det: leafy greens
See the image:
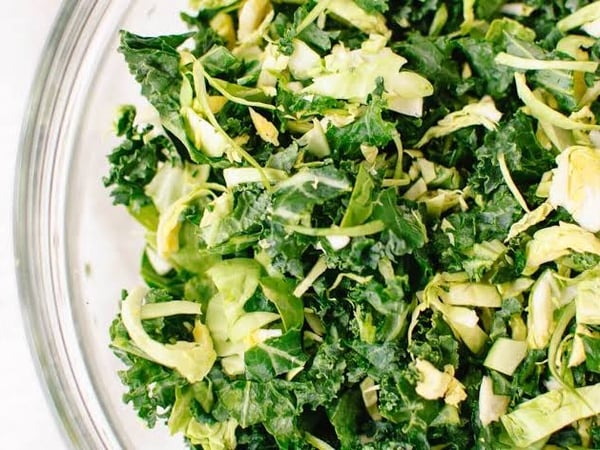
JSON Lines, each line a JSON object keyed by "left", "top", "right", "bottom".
{"left": 104, "top": 0, "right": 600, "bottom": 448}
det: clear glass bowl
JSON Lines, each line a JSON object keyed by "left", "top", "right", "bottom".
{"left": 14, "top": 1, "right": 194, "bottom": 448}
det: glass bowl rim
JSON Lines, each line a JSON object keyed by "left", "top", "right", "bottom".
{"left": 13, "top": 1, "right": 120, "bottom": 448}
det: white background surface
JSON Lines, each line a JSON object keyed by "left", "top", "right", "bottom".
{"left": 1, "top": 1, "right": 67, "bottom": 449}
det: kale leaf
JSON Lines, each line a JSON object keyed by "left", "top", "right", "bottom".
{"left": 103, "top": 105, "right": 177, "bottom": 221}
{"left": 119, "top": 31, "right": 206, "bottom": 162}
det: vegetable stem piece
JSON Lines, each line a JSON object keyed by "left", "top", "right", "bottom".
{"left": 495, "top": 52, "right": 598, "bottom": 72}
{"left": 285, "top": 220, "right": 385, "bottom": 237}
{"left": 497, "top": 152, "right": 530, "bottom": 212}
{"left": 514, "top": 72, "right": 600, "bottom": 131}
{"left": 558, "top": 1, "right": 600, "bottom": 32}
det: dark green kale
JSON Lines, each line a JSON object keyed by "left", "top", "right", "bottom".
{"left": 118, "top": 31, "right": 203, "bottom": 161}
{"left": 103, "top": 105, "right": 177, "bottom": 220}
{"left": 430, "top": 186, "right": 522, "bottom": 273}
{"left": 327, "top": 95, "right": 396, "bottom": 160}
{"left": 470, "top": 111, "right": 556, "bottom": 198}
{"left": 107, "top": 1, "right": 600, "bottom": 449}
{"left": 457, "top": 37, "right": 515, "bottom": 99}
{"left": 355, "top": 0, "right": 389, "bottom": 14}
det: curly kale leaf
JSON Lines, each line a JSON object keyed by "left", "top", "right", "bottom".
{"left": 103, "top": 105, "right": 177, "bottom": 215}
{"left": 409, "top": 310, "right": 460, "bottom": 370}
{"left": 212, "top": 372, "right": 308, "bottom": 447}
{"left": 119, "top": 31, "right": 210, "bottom": 163}
{"left": 355, "top": 0, "right": 389, "bottom": 14}
{"left": 430, "top": 186, "right": 522, "bottom": 273}
{"left": 470, "top": 111, "right": 555, "bottom": 198}
{"left": 372, "top": 189, "right": 428, "bottom": 258}
{"left": 327, "top": 96, "right": 396, "bottom": 160}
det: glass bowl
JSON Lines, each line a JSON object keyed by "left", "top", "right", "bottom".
{"left": 14, "top": 1, "right": 195, "bottom": 448}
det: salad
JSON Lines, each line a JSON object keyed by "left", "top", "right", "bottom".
{"left": 104, "top": 0, "right": 600, "bottom": 448}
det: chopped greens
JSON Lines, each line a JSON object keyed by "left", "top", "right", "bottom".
{"left": 104, "top": 0, "right": 600, "bottom": 448}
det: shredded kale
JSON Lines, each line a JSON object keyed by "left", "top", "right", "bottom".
{"left": 105, "top": 1, "right": 600, "bottom": 448}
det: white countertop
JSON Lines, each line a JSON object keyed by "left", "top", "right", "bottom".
{"left": 1, "top": 1, "right": 67, "bottom": 449}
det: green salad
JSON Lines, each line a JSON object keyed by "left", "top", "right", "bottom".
{"left": 104, "top": 0, "right": 600, "bottom": 448}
